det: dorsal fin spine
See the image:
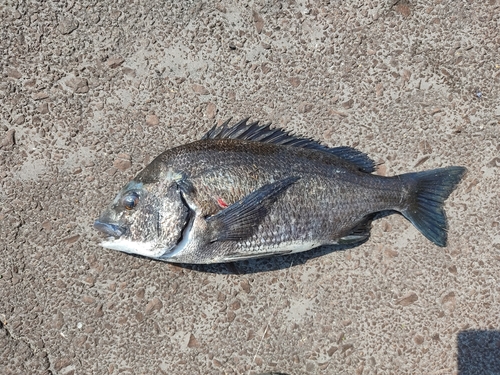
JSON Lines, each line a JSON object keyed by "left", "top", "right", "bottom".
{"left": 202, "top": 118, "right": 377, "bottom": 173}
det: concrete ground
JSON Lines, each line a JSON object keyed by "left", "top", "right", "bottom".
{"left": 1, "top": 1, "right": 499, "bottom": 374}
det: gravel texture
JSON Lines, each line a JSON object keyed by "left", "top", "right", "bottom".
{"left": 1, "top": 1, "right": 499, "bottom": 374}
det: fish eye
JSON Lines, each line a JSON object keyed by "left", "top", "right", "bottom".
{"left": 122, "top": 192, "right": 140, "bottom": 210}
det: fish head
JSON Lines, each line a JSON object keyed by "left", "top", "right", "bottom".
{"left": 93, "top": 169, "right": 189, "bottom": 259}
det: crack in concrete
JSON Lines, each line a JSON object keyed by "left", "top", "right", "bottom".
{"left": 0, "top": 318, "right": 54, "bottom": 374}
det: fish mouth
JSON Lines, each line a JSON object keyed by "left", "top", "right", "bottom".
{"left": 93, "top": 220, "right": 127, "bottom": 238}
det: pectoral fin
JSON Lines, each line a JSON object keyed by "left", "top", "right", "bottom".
{"left": 206, "top": 176, "right": 300, "bottom": 242}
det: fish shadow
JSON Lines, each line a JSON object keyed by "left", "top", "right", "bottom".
{"left": 457, "top": 330, "right": 500, "bottom": 374}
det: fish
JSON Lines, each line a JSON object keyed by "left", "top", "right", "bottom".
{"left": 93, "top": 118, "right": 466, "bottom": 264}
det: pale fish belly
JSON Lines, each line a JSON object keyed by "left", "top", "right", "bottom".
{"left": 215, "top": 240, "right": 328, "bottom": 262}
{"left": 101, "top": 238, "right": 162, "bottom": 257}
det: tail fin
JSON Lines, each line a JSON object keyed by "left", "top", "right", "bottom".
{"left": 399, "top": 166, "right": 466, "bottom": 247}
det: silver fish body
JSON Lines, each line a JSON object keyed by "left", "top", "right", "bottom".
{"left": 94, "top": 119, "right": 466, "bottom": 264}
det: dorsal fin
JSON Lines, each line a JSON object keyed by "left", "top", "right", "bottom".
{"left": 202, "top": 118, "right": 376, "bottom": 173}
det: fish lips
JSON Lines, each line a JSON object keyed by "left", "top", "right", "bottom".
{"left": 93, "top": 220, "right": 127, "bottom": 238}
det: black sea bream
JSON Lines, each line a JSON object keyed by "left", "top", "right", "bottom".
{"left": 94, "top": 119, "right": 466, "bottom": 264}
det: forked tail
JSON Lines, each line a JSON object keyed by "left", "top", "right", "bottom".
{"left": 399, "top": 166, "right": 466, "bottom": 246}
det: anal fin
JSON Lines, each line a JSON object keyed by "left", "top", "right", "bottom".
{"left": 338, "top": 214, "right": 375, "bottom": 245}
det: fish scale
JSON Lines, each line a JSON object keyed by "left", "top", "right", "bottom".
{"left": 94, "top": 119, "right": 466, "bottom": 264}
